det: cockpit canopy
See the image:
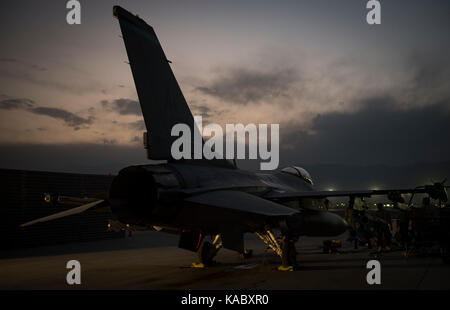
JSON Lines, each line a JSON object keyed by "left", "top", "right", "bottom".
{"left": 281, "top": 166, "right": 314, "bottom": 185}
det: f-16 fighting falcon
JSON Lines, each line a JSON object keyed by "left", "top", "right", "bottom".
{"left": 20, "top": 6, "right": 449, "bottom": 270}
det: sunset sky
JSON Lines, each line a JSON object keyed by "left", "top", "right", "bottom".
{"left": 0, "top": 0, "right": 449, "bottom": 173}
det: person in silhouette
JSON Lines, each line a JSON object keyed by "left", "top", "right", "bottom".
{"left": 375, "top": 203, "right": 392, "bottom": 251}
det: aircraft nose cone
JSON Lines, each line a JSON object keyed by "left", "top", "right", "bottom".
{"left": 295, "top": 211, "right": 350, "bottom": 237}
{"left": 336, "top": 215, "right": 349, "bottom": 235}
{"left": 325, "top": 212, "right": 348, "bottom": 236}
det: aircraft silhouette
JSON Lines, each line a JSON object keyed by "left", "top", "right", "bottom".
{"left": 21, "top": 6, "right": 448, "bottom": 269}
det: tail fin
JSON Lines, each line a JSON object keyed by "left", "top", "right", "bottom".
{"left": 113, "top": 6, "right": 198, "bottom": 160}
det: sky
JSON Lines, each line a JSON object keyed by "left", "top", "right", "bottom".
{"left": 0, "top": 0, "right": 449, "bottom": 174}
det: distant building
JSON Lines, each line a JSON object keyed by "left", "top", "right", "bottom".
{"left": 0, "top": 169, "right": 123, "bottom": 250}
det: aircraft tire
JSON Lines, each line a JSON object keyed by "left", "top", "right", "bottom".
{"left": 198, "top": 241, "right": 217, "bottom": 266}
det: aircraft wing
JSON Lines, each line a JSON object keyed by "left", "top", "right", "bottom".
{"left": 263, "top": 183, "right": 448, "bottom": 202}
{"left": 185, "top": 190, "right": 299, "bottom": 217}
{"left": 19, "top": 189, "right": 297, "bottom": 229}
{"left": 20, "top": 199, "right": 109, "bottom": 227}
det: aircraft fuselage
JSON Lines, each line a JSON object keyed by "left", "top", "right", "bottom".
{"left": 108, "top": 162, "right": 347, "bottom": 237}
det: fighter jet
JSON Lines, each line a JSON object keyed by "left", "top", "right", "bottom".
{"left": 20, "top": 6, "right": 448, "bottom": 269}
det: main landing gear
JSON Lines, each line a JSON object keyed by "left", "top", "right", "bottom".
{"left": 193, "top": 231, "right": 298, "bottom": 270}
{"left": 193, "top": 234, "right": 223, "bottom": 267}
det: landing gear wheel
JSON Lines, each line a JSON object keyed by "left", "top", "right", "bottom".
{"left": 197, "top": 241, "right": 218, "bottom": 266}
{"left": 240, "top": 249, "right": 253, "bottom": 259}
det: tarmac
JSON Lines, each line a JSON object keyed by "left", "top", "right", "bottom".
{"left": 1, "top": 231, "right": 449, "bottom": 290}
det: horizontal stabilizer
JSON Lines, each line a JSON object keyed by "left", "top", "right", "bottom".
{"left": 20, "top": 200, "right": 108, "bottom": 227}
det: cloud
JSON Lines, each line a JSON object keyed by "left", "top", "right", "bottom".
{"left": 101, "top": 139, "right": 117, "bottom": 145}
{"left": 0, "top": 58, "right": 104, "bottom": 95}
{"left": 127, "top": 120, "right": 146, "bottom": 131}
{"left": 0, "top": 98, "right": 35, "bottom": 110}
{"left": 131, "top": 136, "right": 141, "bottom": 144}
{"left": 0, "top": 96, "right": 93, "bottom": 129}
{"left": 404, "top": 53, "right": 450, "bottom": 104}
{"left": 191, "top": 103, "right": 212, "bottom": 119}
{"left": 409, "top": 54, "right": 450, "bottom": 90}
{"left": 191, "top": 104, "right": 211, "bottom": 114}
{"left": 280, "top": 96, "right": 450, "bottom": 166}
{"left": 30, "top": 107, "right": 94, "bottom": 128}
{"left": 101, "top": 98, "right": 142, "bottom": 116}
{"left": 0, "top": 58, "right": 47, "bottom": 72}
{"left": 196, "top": 67, "right": 299, "bottom": 105}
